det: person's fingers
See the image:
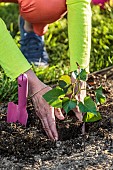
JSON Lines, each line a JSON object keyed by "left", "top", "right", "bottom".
{"left": 35, "top": 106, "right": 56, "bottom": 140}
{"left": 32, "top": 95, "right": 59, "bottom": 140}
{"left": 42, "top": 104, "right": 64, "bottom": 140}
{"left": 72, "top": 81, "right": 86, "bottom": 122}
{"left": 54, "top": 108, "right": 65, "bottom": 120}
{"left": 73, "top": 106, "right": 83, "bottom": 122}
{"left": 73, "top": 92, "right": 84, "bottom": 122}
{"left": 40, "top": 115, "right": 55, "bottom": 141}
{"left": 31, "top": 86, "right": 65, "bottom": 141}
{"left": 46, "top": 106, "right": 58, "bottom": 140}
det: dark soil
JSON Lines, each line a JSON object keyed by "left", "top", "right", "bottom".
{"left": 0, "top": 72, "right": 113, "bottom": 170}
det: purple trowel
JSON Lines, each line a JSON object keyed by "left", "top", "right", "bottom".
{"left": 7, "top": 74, "right": 28, "bottom": 126}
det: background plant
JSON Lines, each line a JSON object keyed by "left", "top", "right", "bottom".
{"left": 90, "top": 5, "right": 113, "bottom": 72}
{"left": 0, "top": 67, "right": 18, "bottom": 103}
{"left": 43, "top": 65, "right": 106, "bottom": 123}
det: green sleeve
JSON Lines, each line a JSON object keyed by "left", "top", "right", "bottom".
{"left": 66, "top": 0, "right": 91, "bottom": 72}
{"left": 0, "top": 18, "right": 31, "bottom": 80}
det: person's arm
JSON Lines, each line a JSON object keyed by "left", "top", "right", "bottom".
{"left": 66, "top": 0, "right": 91, "bottom": 121}
{"left": 0, "top": 18, "right": 65, "bottom": 140}
{"left": 66, "top": 0, "right": 91, "bottom": 72}
{"left": 0, "top": 18, "right": 31, "bottom": 80}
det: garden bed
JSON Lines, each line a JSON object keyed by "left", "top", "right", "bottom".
{"left": 0, "top": 69, "right": 113, "bottom": 170}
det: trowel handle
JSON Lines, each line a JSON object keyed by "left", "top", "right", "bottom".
{"left": 17, "top": 74, "right": 28, "bottom": 107}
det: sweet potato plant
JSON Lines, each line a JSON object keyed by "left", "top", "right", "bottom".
{"left": 43, "top": 64, "right": 106, "bottom": 123}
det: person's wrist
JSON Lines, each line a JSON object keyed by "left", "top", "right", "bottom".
{"left": 24, "top": 69, "right": 46, "bottom": 96}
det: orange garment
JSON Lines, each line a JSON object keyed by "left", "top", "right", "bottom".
{"left": 18, "top": 0, "right": 67, "bottom": 35}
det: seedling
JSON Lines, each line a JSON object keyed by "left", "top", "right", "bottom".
{"left": 43, "top": 63, "right": 106, "bottom": 123}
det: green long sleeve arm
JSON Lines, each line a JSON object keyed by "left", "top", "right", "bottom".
{"left": 0, "top": 18, "right": 31, "bottom": 80}
{"left": 66, "top": 0, "right": 91, "bottom": 72}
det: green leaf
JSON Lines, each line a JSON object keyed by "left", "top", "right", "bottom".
{"left": 65, "top": 84, "right": 73, "bottom": 95}
{"left": 59, "top": 80, "right": 67, "bottom": 89}
{"left": 59, "top": 80, "right": 72, "bottom": 94}
{"left": 96, "top": 93, "right": 106, "bottom": 104}
{"left": 73, "top": 69, "right": 87, "bottom": 81}
{"left": 79, "top": 69, "right": 88, "bottom": 81}
{"left": 78, "top": 96, "right": 97, "bottom": 114}
{"left": 43, "top": 87, "right": 65, "bottom": 108}
{"left": 73, "top": 70, "right": 78, "bottom": 79}
{"left": 95, "top": 86, "right": 106, "bottom": 104}
{"left": 59, "top": 75, "right": 72, "bottom": 94}
{"left": 59, "top": 75, "right": 71, "bottom": 85}
{"left": 78, "top": 102, "right": 87, "bottom": 113}
{"left": 62, "top": 97, "right": 77, "bottom": 114}
{"left": 83, "top": 112, "right": 102, "bottom": 122}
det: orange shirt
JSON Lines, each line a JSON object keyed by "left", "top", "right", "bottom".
{"left": 18, "top": 0, "right": 67, "bottom": 35}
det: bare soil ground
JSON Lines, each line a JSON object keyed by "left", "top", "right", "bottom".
{"left": 0, "top": 69, "right": 113, "bottom": 170}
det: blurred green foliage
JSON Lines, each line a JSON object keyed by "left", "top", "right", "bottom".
{"left": 0, "top": 3, "right": 113, "bottom": 102}
{"left": 90, "top": 5, "right": 113, "bottom": 72}
{"left": 0, "top": 66, "right": 18, "bottom": 102}
{"left": 0, "top": 3, "right": 19, "bottom": 38}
